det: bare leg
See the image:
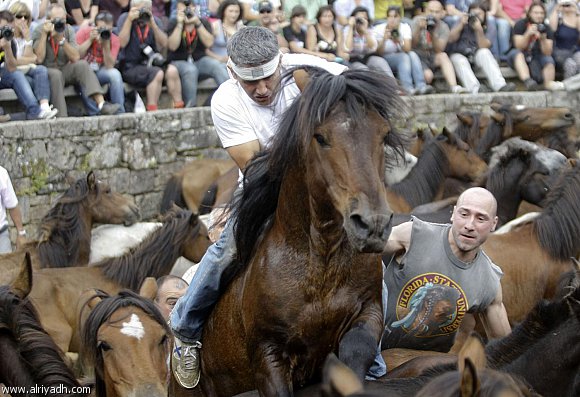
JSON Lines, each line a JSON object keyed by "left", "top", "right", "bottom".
{"left": 543, "top": 63, "right": 555, "bottom": 88}
{"left": 513, "top": 52, "right": 531, "bottom": 81}
{"left": 436, "top": 52, "right": 458, "bottom": 87}
{"left": 146, "top": 70, "right": 164, "bottom": 107}
{"left": 165, "top": 64, "right": 183, "bottom": 104}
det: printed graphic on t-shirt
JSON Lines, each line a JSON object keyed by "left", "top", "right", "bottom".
{"left": 392, "top": 273, "right": 467, "bottom": 337}
{"left": 0, "top": 50, "right": 5, "bottom": 68}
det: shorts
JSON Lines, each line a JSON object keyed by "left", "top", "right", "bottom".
{"left": 121, "top": 64, "right": 162, "bottom": 88}
{"left": 507, "top": 49, "right": 555, "bottom": 83}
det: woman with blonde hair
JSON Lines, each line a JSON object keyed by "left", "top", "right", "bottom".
{"left": 8, "top": 2, "right": 57, "bottom": 117}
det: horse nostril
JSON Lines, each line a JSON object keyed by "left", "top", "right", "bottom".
{"left": 564, "top": 113, "right": 574, "bottom": 120}
{"left": 350, "top": 214, "right": 369, "bottom": 234}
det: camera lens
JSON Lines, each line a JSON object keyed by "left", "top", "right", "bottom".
{"left": 99, "top": 28, "right": 111, "bottom": 40}
{"left": 185, "top": 9, "right": 194, "bottom": 18}
{"left": 355, "top": 17, "right": 364, "bottom": 25}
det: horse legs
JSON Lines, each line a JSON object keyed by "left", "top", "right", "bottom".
{"left": 253, "top": 345, "right": 293, "bottom": 397}
{"left": 339, "top": 323, "right": 381, "bottom": 381}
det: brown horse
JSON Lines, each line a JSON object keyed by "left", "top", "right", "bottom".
{"left": 0, "top": 171, "right": 140, "bottom": 282}
{"left": 482, "top": 159, "right": 580, "bottom": 324}
{"left": 197, "top": 69, "right": 408, "bottom": 396}
{"left": 0, "top": 253, "right": 90, "bottom": 396}
{"left": 80, "top": 289, "right": 170, "bottom": 397}
{"left": 28, "top": 208, "right": 209, "bottom": 356}
{"left": 386, "top": 128, "right": 487, "bottom": 213}
{"left": 160, "top": 158, "right": 238, "bottom": 215}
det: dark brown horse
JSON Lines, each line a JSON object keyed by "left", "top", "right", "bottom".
{"left": 0, "top": 253, "right": 89, "bottom": 396}
{"left": 198, "top": 68, "right": 408, "bottom": 396}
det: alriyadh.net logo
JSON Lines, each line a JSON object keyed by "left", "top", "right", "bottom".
{"left": 0, "top": 384, "right": 92, "bottom": 395}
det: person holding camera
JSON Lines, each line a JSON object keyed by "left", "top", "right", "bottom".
{"left": 343, "top": 6, "right": 394, "bottom": 77}
{"left": 116, "top": 0, "right": 184, "bottom": 111}
{"left": 32, "top": 4, "right": 120, "bottom": 116}
{"left": 411, "top": 0, "right": 466, "bottom": 94}
{"left": 508, "top": 0, "right": 564, "bottom": 90}
{"left": 548, "top": 0, "right": 580, "bottom": 80}
{"left": 166, "top": 0, "right": 227, "bottom": 107}
{"left": 8, "top": 2, "right": 58, "bottom": 118}
{"left": 75, "top": 11, "right": 124, "bottom": 113}
{"left": 374, "top": 6, "right": 434, "bottom": 95}
{"left": 446, "top": 1, "right": 515, "bottom": 93}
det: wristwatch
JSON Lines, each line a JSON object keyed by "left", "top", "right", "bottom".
{"left": 18, "top": 229, "right": 27, "bottom": 236}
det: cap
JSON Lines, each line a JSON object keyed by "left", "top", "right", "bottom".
{"left": 258, "top": 0, "right": 273, "bottom": 13}
{"left": 290, "top": 5, "right": 306, "bottom": 19}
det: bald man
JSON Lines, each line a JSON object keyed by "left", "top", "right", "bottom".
{"left": 382, "top": 187, "right": 510, "bottom": 353}
{"left": 155, "top": 275, "right": 189, "bottom": 321}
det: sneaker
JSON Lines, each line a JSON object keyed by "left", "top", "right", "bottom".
{"left": 546, "top": 81, "right": 565, "bottom": 91}
{"left": 171, "top": 338, "right": 202, "bottom": 389}
{"left": 38, "top": 107, "right": 58, "bottom": 119}
{"left": 524, "top": 78, "right": 541, "bottom": 91}
{"left": 418, "top": 85, "right": 435, "bottom": 95}
{"left": 498, "top": 82, "right": 516, "bottom": 92}
{"left": 99, "top": 102, "right": 121, "bottom": 115}
{"left": 450, "top": 85, "right": 468, "bottom": 94}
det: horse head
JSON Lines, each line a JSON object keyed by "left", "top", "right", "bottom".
{"left": 81, "top": 289, "right": 170, "bottom": 397}
{"left": 439, "top": 128, "right": 487, "bottom": 182}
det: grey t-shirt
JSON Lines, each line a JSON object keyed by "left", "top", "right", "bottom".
{"left": 383, "top": 217, "right": 502, "bottom": 352}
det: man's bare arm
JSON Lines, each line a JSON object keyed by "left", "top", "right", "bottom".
{"left": 225, "top": 140, "right": 261, "bottom": 171}
{"left": 479, "top": 286, "right": 511, "bottom": 340}
{"left": 384, "top": 221, "right": 413, "bottom": 255}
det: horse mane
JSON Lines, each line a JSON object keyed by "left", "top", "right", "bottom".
{"left": 80, "top": 290, "right": 170, "bottom": 397}
{"left": 0, "top": 285, "right": 83, "bottom": 395}
{"left": 37, "top": 176, "right": 95, "bottom": 268}
{"left": 476, "top": 105, "right": 514, "bottom": 161}
{"left": 485, "top": 138, "right": 540, "bottom": 193}
{"left": 98, "top": 209, "right": 201, "bottom": 291}
{"left": 455, "top": 112, "right": 482, "bottom": 146}
{"left": 533, "top": 161, "right": 580, "bottom": 260}
{"left": 390, "top": 137, "right": 449, "bottom": 208}
{"left": 231, "top": 67, "right": 408, "bottom": 265}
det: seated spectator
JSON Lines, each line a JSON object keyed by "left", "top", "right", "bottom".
{"left": 447, "top": 1, "right": 515, "bottom": 93}
{"left": 249, "top": 1, "right": 288, "bottom": 50}
{"left": 0, "top": 0, "right": 49, "bottom": 27}
{"left": 65, "top": 0, "right": 99, "bottom": 29}
{"left": 8, "top": 2, "right": 58, "bottom": 117}
{"left": 98, "top": 0, "right": 130, "bottom": 26}
{"left": 264, "top": 12, "right": 289, "bottom": 52}
{"left": 333, "top": 0, "right": 375, "bottom": 27}
{"left": 548, "top": 0, "right": 580, "bottom": 79}
{"left": 488, "top": 0, "right": 512, "bottom": 61}
{"left": 375, "top": 1, "right": 404, "bottom": 24}
{"left": 167, "top": 0, "right": 228, "bottom": 107}
{"left": 282, "top": 0, "right": 327, "bottom": 24}
{"left": 411, "top": 0, "right": 466, "bottom": 93}
{"left": 343, "top": 6, "right": 394, "bottom": 77}
{"left": 170, "top": 0, "right": 212, "bottom": 20}
{"left": 306, "top": 5, "right": 349, "bottom": 63}
{"left": 116, "top": 0, "right": 184, "bottom": 111}
{"left": 507, "top": 0, "right": 564, "bottom": 90}
{"left": 31, "top": 4, "right": 120, "bottom": 116}
{"left": 207, "top": 0, "right": 244, "bottom": 64}
{"left": 374, "top": 6, "right": 434, "bottom": 94}
{"left": 76, "top": 10, "right": 124, "bottom": 113}
{"left": 498, "top": 0, "right": 532, "bottom": 26}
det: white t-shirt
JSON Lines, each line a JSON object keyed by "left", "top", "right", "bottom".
{"left": 373, "top": 22, "right": 412, "bottom": 54}
{"left": 211, "top": 53, "right": 346, "bottom": 150}
{"left": 0, "top": 166, "right": 18, "bottom": 229}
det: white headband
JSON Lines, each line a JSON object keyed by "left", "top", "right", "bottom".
{"left": 227, "top": 54, "right": 281, "bottom": 81}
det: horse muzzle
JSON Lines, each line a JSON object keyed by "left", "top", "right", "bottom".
{"left": 345, "top": 212, "right": 393, "bottom": 253}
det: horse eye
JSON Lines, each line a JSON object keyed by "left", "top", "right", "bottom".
{"left": 97, "top": 341, "right": 112, "bottom": 351}
{"left": 313, "top": 134, "right": 329, "bottom": 147}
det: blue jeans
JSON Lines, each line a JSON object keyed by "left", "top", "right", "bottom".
{"left": 491, "top": 17, "right": 511, "bottom": 61}
{"left": 383, "top": 51, "right": 427, "bottom": 93}
{"left": 80, "top": 67, "right": 125, "bottom": 114}
{"left": 25, "top": 65, "right": 51, "bottom": 102}
{"left": 173, "top": 57, "right": 229, "bottom": 107}
{"left": 0, "top": 67, "right": 40, "bottom": 119}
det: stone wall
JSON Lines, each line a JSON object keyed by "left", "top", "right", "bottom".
{"left": 1, "top": 90, "right": 578, "bottom": 241}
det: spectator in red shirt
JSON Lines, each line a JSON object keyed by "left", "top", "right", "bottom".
{"left": 76, "top": 10, "right": 124, "bottom": 113}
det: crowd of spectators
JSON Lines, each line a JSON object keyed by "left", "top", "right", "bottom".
{"left": 0, "top": 0, "right": 577, "bottom": 119}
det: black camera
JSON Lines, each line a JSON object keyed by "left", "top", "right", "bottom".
{"left": 391, "top": 28, "right": 399, "bottom": 39}
{"left": 52, "top": 18, "right": 66, "bottom": 33}
{"left": 0, "top": 26, "right": 14, "bottom": 41}
{"left": 138, "top": 8, "right": 151, "bottom": 23}
{"left": 467, "top": 12, "right": 478, "bottom": 26}
{"left": 182, "top": 0, "right": 192, "bottom": 5}
{"left": 536, "top": 23, "right": 547, "bottom": 34}
{"left": 426, "top": 15, "right": 437, "bottom": 31}
{"left": 98, "top": 27, "right": 111, "bottom": 40}
{"left": 355, "top": 17, "right": 364, "bottom": 25}
{"left": 185, "top": 8, "right": 194, "bottom": 18}
{"left": 141, "top": 44, "right": 166, "bottom": 67}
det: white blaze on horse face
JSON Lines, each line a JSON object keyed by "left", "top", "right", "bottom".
{"left": 121, "top": 313, "right": 145, "bottom": 340}
{"left": 514, "top": 105, "right": 526, "bottom": 111}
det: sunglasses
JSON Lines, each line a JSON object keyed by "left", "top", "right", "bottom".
{"left": 260, "top": 8, "right": 272, "bottom": 14}
{"left": 15, "top": 14, "right": 30, "bottom": 19}
{"left": 561, "top": 3, "right": 572, "bottom": 7}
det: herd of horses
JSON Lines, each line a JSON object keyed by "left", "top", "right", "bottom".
{"left": 0, "top": 68, "right": 579, "bottom": 396}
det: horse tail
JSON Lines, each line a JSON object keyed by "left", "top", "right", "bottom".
{"left": 160, "top": 174, "right": 187, "bottom": 214}
{"left": 199, "top": 183, "right": 218, "bottom": 215}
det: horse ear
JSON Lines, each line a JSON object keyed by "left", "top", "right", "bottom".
{"left": 139, "top": 277, "right": 158, "bottom": 301}
{"left": 293, "top": 69, "right": 310, "bottom": 92}
{"left": 457, "top": 112, "right": 474, "bottom": 126}
{"left": 321, "top": 353, "right": 364, "bottom": 397}
{"left": 490, "top": 102, "right": 503, "bottom": 113}
{"left": 458, "top": 333, "right": 487, "bottom": 373}
{"left": 87, "top": 171, "right": 97, "bottom": 191}
{"left": 460, "top": 358, "right": 481, "bottom": 397}
{"left": 490, "top": 110, "right": 506, "bottom": 124}
{"left": 11, "top": 251, "right": 33, "bottom": 299}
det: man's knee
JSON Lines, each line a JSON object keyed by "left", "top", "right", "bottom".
{"left": 165, "top": 64, "right": 180, "bottom": 80}
{"left": 47, "top": 68, "right": 64, "bottom": 85}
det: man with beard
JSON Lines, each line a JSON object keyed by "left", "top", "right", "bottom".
{"left": 382, "top": 187, "right": 511, "bottom": 353}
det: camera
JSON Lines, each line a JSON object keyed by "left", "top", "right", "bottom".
{"left": 355, "top": 17, "right": 364, "bottom": 25}
{"left": 182, "top": 0, "right": 191, "bottom": 5}
{"left": 391, "top": 28, "right": 399, "bottom": 39}
{"left": 467, "top": 12, "right": 478, "bottom": 26}
{"left": 53, "top": 18, "right": 66, "bottom": 33}
{"left": 0, "top": 26, "right": 14, "bottom": 41}
{"left": 98, "top": 27, "right": 111, "bottom": 40}
{"left": 138, "top": 8, "right": 151, "bottom": 23}
{"left": 536, "top": 23, "right": 547, "bottom": 34}
{"left": 141, "top": 44, "right": 166, "bottom": 67}
{"left": 426, "top": 15, "right": 437, "bottom": 31}
{"left": 185, "top": 8, "right": 194, "bottom": 18}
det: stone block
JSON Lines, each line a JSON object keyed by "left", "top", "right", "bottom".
{"left": 88, "top": 131, "right": 123, "bottom": 169}
{"left": 135, "top": 191, "right": 163, "bottom": 220}
{"left": 47, "top": 139, "right": 77, "bottom": 170}
{"left": 51, "top": 118, "right": 86, "bottom": 137}
{"left": 99, "top": 168, "right": 131, "bottom": 194}
{"left": 128, "top": 169, "right": 156, "bottom": 195}
{"left": 122, "top": 135, "right": 157, "bottom": 170}
{"left": 22, "top": 121, "right": 52, "bottom": 139}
